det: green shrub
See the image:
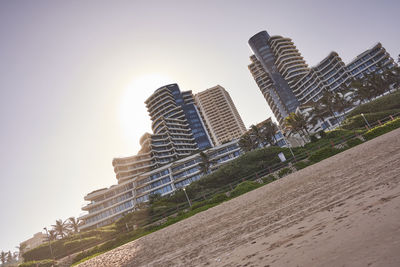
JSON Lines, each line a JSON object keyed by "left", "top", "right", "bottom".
{"left": 309, "top": 147, "right": 342, "bottom": 163}
{"left": 230, "top": 181, "right": 261, "bottom": 198}
{"left": 207, "top": 193, "right": 228, "bottom": 205}
{"left": 318, "top": 130, "right": 326, "bottom": 138}
{"left": 325, "top": 129, "right": 353, "bottom": 139}
{"left": 364, "top": 118, "right": 400, "bottom": 140}
{"left": 262, "top": 174, "right": 276, "bottom": 184}
{"left": 310, "top": 135, "right": 318, "bottom": 142}
{"left": 341, "top": 109, "right": 400, "bottom": 130}
{"left": 19, "top": 259, "right": 56, "bottom": 267}
{"left": 63, "top": 236, "right": 100, "bottom": 250}
{"left": 190, "top": 200, "right": 207, "bottom": 211}
{"left": 346, "top": 91, "right": 400, "bottom": 117}
{"left": 294, "top": 161, "right": 311, "bottom": 170}
{"left": 346, "top": 138, "right": 363, "bottom": 148}
{"left": 277, "top": 167, "right": 291, "bottom": 178}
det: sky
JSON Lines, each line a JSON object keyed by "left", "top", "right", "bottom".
{"left": 0, "top": 0, "right": 399, "bottom": 252}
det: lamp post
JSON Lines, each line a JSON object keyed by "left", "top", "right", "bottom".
{"left": 43, "top": 227, "right": 54, "bottom": 260}
{"left": 277, "top": 127, "right": 296, "bottom": 161}
{"left": 361, "top": 113, "right": 371, "bottom": 128}
{"left": 182, "top": 187, "right": 192, "bottom": 207}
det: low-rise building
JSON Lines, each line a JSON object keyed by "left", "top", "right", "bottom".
{"left": 20, "top": 232, "right": 47, "bottom": 254}
{"left": 78, "top": 140, "right": 242, "bottom": 230}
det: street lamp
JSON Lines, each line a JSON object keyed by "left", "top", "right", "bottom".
{"left": 277, "top": 126, "right": 296, "bottom": 161}
{"left": 43, "top": 227, "right": 54, "bottom": 260}
{"left": 182, "top": 187, "right": 192, "bottom": 207}
{"left": 361, "top": 113, "right": 371, "bottom": 128}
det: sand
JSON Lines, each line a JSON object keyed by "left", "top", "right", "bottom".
{"left": 78, "top": 128, "right": 400, "bottom": 267}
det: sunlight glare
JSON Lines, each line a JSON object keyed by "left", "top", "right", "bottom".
{"left": 118, "top": 73, "right": 175, "bottom": 154}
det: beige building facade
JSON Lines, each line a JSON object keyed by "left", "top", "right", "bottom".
{"left": 195, "top": 85, "right": 247, "bottom": 146}
{"left": 20, "top": 232, "right": 47, "bottom": 254}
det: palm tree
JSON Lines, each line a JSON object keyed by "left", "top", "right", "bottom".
{"left": 261, "top": 120, "right": 279, "bottom": 145}
{"left": 238, "top": 133, "right": 257, "bottom": 152}
{"left": 249, "top": 124, "right": 264, "bottom": 148}
{"left": 48, "top": 229, "right": 58, "bottom": 241}
{"left": 52, "top": 219, "right": 69, "bottom": 239}
{"left": 67, "top": 217, "right": 81, "bottom": 234}
{"left": 6, "top": 251, "right": 12, "bottom": 264}
{"left": 12, "top": 252, "right": 18, "bottom": 262}
{"left": 0, "top": 251, "right": 6, "bottom": 265}
{"left": 333, "top": 89, "right": 355, "bottom": 119}
{"left": 308, "top": 101, "right": 331, "bottom": 130}
{"left": 284, "top": 112, "right": 310, "bottom": 140}
{"left": 198, "top": 151, "right": 214, "bottom": 175}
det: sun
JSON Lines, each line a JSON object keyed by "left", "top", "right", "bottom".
{"left": 118, "top": 73, "right": 175, "bottom": 153}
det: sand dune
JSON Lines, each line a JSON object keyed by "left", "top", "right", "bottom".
{"left": 78, "top": 128, "right": 400, "bottom": 267}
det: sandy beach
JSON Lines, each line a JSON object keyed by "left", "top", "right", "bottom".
{"left": 78, "top": 128, "right": 400, "bottom": 267}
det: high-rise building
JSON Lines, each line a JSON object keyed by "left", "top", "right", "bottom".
{"left": 248, "top": 31, "right": 397, "bottom": 124}
{"left": 248, "top": 31, "right": 303, "bottom": 124}
{"left": 194, "top": 85, "right": 247, "bottom": 146}
{"left": 145, "top": 84, "right": 213, "bottom": 152}
{"left": 292, "top": 43, "right": 395, "bottom": 104}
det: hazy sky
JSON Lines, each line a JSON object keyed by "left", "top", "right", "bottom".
{"left": 0, "top": 0, "right": 399, "bottom": 252}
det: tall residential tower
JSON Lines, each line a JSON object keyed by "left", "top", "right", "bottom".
{"left": 248, "top": 31, "right": 397, "bottom": 124}
{"left": 248, "top": 31, "right": 303, "bottom": 124}
{"left": 195, "top": 85, "right": 246, "bottom": 146}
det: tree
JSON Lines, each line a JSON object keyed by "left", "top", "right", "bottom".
{"left": 349, "top": 63, "right": 395, "bottom": 102}
{"left": 16, "top": 243, "right": 27, "bottom": 261}
{"left": 0, "top": 251, "right": 6, "bottom": 265}
{"left": 238, "top": 133, "right": 257, "bottom": 152}
{"left": 67, "top": 217, "right": 81, "bottom": 234}
{"left": 308, "top": 101, "right": 331, "bottom": 130}
{"left": 48, "top": 229, "right": 58, "bottom": 241}
{"left": 198, "top": 151, "right": 214, "bottom": 175}
{"left": 384, "top": 65, "right": 400, "bottom": 91}
{"left": 249, "top": 124, "right": 263, "bottom": 147}
{"left": 52, "top": 219, "right": 69, "bottom": 239}
{"left": 284, "top": 112, "right": 310, "bottom": 139}
{"left": 6, "top": 251, "right": 12, "bottom": 264}
{"left": 349, "top": 78, "right": 376, "bottom": 102}
{"left": 260, "top": 120, "right": 279, "bottom": 145}
{"left": 149, "top": 193, "right": 162, "bottom": 204}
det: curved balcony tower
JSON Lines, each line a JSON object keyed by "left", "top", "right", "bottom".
{"left": 145, "top": 84, "right": 212, "bottom": 164}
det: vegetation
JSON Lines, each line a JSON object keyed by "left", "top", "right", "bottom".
{"left": 277, "top": 167, "right": 291, "bottom": 178}
{"left": 341, "top": 109, "right": 400, "bottom": 130}
{"left": 308, "top": 147, "right": 343, "bottom": 163}
{"left": 21, "top": 227, "right": 117, "bottom": 262}
{"left": 284, "top": 112, "right": 309, "bottom": 139}
{"left": 261, "top": 174, "right": 276, "bottom": 184}
{"left": 294, "top": 160, "right": 311, "bottom": 170}
{"left": 18, "top": 259, "right": 56, "bottom": 267}
{"left": 238, "top": 120, "right": 280, "bottom": 152}
{"left": 364, "top": 118, "right": 400, "bottom": 140}
{"left": 346, "top": 91, "right": 400, "bottom": 118}
{"left": 230, "top": 181, "right": 262, "bottom": 198}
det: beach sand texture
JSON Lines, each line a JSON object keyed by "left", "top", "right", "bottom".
{"left": 78, "top": 128, "right": 400, "bottom": 267}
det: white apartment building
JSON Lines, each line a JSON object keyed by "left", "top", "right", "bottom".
{"left": 195, "top": 85, "right": 247, "bottom": 146}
